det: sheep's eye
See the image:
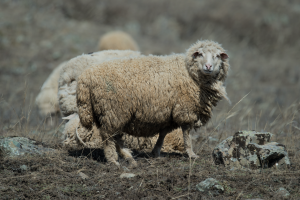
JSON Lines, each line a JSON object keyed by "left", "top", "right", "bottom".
{"left": 192, "top": 52, "right": 202, "bottom": 58}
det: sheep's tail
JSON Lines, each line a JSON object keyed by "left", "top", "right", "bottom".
{"left": 77, "top": 76, "right": 94, "bottom": 128}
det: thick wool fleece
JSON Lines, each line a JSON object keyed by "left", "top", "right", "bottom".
{"left": 98, "top": 31, "right": 139, "bottom": 51}
{"left": 35, "top": 61, "right": 67, "bottom": 117}
{"left": 58, "top": 50, "right": 141, "bottom": 117}
{"left": 77, "top": 40, "right": 230, "bottom": 166}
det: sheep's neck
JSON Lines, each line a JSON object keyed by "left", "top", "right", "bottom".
{"left": 198, "top": 83, "right": 223, "bottom": 125}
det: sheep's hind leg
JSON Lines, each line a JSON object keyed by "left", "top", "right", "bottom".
{"left": 182, "top": 125, "right": 199, "bottom": 159}
{"left": 102, "top": 132, "right": 120, "bottom": 167}
{"left": 115, "top": 133, "right": 137, "bottom": 168}
{"left": 151, "top": 127, "right": 171, "bottom": 158}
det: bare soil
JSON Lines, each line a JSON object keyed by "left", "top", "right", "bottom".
{"left": 1, "top": 146, "right": 300, "bottom": 199}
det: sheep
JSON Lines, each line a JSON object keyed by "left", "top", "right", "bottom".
{"left": 59, "top": 50, "right": 141, "bottom": 150}
{"left": 35, "top": 61, "right": 67, "bottom": 120}
{"left": 36, "top": 31, "right": 139, "bottom": 121}
{"left": 58, "top": 50, "right": 141, "bottom": 117}
{"left": 98, "top": 31, "right": 139, "bottom": 51}
{"left": 76, "top": 40, "right": 230, "bottom": 166}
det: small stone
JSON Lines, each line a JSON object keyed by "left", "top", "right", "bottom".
{"left": 0, "top": 186, "right": 8, "bottom": 191}
{"left": 20, "top": 165, "right": 28, "bottom": 171}
{"left": 196, "top": 178, "right": 224, "bottom": 195}
{"left": 128, "top": 186, "right": 134, "bottom": 190}
{"left": 120, "top": 173, "right": 135, "bottom": 179}
{"left": 276, "top": 187, "right": 290, "bottom": 198}
{"left": 78, "top": 172, "right": 89, "bottom": 180}
{"left": 122, "top": 166, "right": 130, "bottom": 172}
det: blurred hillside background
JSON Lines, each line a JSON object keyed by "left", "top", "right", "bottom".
{"left": 0, "top": 0, "right": 299, "bottom": 148}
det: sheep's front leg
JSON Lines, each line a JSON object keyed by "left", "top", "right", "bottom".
{"left": 151, "top": 128, "right": 170, "bottom": 157}
{"left": 182, "top": 125, "right": 199, "bottom": 158}
{"left": 114, "top": 133, "right": 137, "bottom": 168}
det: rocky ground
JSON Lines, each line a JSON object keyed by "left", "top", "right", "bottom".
{"left": 1, "top": 0, "right": 300, "bottom": 199}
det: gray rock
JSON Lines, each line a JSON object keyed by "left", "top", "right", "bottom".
{"left": 276, "top": 187, "right": 290, "bottom": 198}
{"left": 0, "top": 137, "right": 55, "bottom": 159}
{"left": 212, "top": 131, "right": 290, "bottom": 169}
{"left": 122, "top": 166, "right": 130, "bottom": 172}
{"left": 20, "top": 165, "right": 28, "bottom": 171}
{"left": 78, "top": 172, "right": 89, "bottom": 180}
{"left": 120, "top": 173, "right": 136, "bottom": 179}
{"left": 196, "top": 178, "right": 224, "bottom": 195}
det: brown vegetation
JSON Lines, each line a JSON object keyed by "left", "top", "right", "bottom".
{"left": 0, "top": 0, "right": 299, "bottom": 199}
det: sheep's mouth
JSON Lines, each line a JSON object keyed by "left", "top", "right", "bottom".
{"left": 203, "top": 70, "right": 213, "bottom": 74}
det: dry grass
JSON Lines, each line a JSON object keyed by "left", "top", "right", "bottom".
{"left": 0, "top": 0, "right": 300, "bottom": 199}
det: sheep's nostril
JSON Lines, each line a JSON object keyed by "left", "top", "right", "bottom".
{"left": 205, "top": 64, "right": 212, "bottom": 70}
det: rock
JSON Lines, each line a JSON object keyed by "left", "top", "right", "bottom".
{"left": 120, "top": 173, "right": 135, "bottom": 179}
{"left": 0, "top": 137, "right": 55, "bottom": 159}
{"left": 20, "top": 165, "right": 28, "bottom": 171}
{"left": 276, "top": 187, "right": 290, "bottom": 198}
{"left": 78, "top": 172, "right": 89, "bottom": 180}
{"left": 212, "top": 131, "right": 290, "bottom": 169}
{"left": 196, "top": 178, "right": 224, "bottom": 196}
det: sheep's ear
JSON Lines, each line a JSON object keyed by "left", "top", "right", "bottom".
{"left": 192, "top": 51, "right": 202, "bottom": 59}
{"left": 220, "top": 53, "right": 228, "bottom": 59}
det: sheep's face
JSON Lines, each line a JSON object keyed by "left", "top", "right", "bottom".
{"left": 185, "top": 40, "right": 230, "bottom": 82}
{"left": 192, "top": 49, "right": 228, "bottom": 76}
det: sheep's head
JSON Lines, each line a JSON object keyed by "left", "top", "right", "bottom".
{"left": 185, "top": 40, "right": 230, "bottom": 83}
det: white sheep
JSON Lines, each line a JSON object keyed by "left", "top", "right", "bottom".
{"left": 58, "top": 50, "right": 141, "bottom": 117}
{"left": 35, "top": 61, "right": 67, "bottom": 120}
{"left": 76, "top": 40, "right": 230, "bottom": 166}
{"left": 98, "top": 31, "right": 139, "bottom": 51}
{"left": 36, "top": 31, "right": 139, "bottom": 121}
{"left": 59, "top": 50, "right": 141, "bottom": 146}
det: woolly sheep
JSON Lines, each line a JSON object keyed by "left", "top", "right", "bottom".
{"left": 59, "top": 50, "right": 141, "bottom": 153}
{"left": 58, "top": 50, "right": 141, "bottom": 117}
{"left": 77, "top": 40, "right": 230, "bottom": 166}
{"left": 35, "top": 61, "right": 67, "bottom": 118}
{"left": 36, "top": 31, "right": 139, "bottom": 120}
{"left": 59, "top": 51, "right": 188, "bottom": 160}
{"left": 98, "top": 31, "right": 139, "bottom": 51}
{"left": 58, "top": 49, "right": 184, "bottom": 163}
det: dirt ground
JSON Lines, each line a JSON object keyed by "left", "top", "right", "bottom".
{"left": 1, "top": 146, "right": 300, "bottom": 200}
{"left": 1, "top": 0, "right": 300, "bottom": 199}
